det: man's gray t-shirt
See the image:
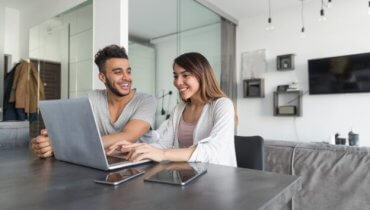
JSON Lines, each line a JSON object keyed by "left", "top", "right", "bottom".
{"left": 88, "top": 89, "right": 156, "bottom": 136}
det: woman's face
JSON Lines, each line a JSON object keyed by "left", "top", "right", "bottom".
{"left": 173, "top": 64, "right": 200, "bottom": 101}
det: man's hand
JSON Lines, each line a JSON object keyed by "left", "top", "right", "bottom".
{"left": 106, "top": 140, "right": 132, "bottom": 155}
{"left": 31, "top": 129, "right": 53, "bottom": 158}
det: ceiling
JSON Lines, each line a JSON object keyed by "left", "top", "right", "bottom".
{"left": 0, "top": 0, "right": 46, "bottom": 12}
{"left": 203, "top": 0, "right": 316, "bottom": 20}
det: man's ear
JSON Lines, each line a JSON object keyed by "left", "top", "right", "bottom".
{"left": 98, "top": 72, "right": 106, "bottom": 83}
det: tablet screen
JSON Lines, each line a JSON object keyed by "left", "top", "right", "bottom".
{"left": 144, "top": 162, "right": 207, "bottom": 186}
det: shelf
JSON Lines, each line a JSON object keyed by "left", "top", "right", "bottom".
{"left": 276, "top": 54, "right": 295, "bottom": 71}
{"left": 243, "top": 79, "right": 265, "bottom": 98}
{"left": 273, "top": 90, "right": 302, "bottom": 116}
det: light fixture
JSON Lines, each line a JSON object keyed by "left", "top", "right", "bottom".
{"left": 368, "top": 1, "right": 370, "bottom": 15}
{"left": 319, "top": 0, "right": 327, "bottom": 22}
{"left": 266, "top": 0, "right": 274, "bottom": 31}
{"left": 300, "top": 0, "right": 306, "bottom": 38}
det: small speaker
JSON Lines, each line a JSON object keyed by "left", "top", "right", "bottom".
{"left": 278, "top": 105, "right": 296, "bottom": 115}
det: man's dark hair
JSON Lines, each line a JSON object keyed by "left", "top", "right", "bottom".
{"left": 94, "top": 44, "right": 128, "bottom": 73}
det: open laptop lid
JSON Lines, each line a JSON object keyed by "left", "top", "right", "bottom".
{"left": 39, "top": 98, "right": 109, "bottom": 170}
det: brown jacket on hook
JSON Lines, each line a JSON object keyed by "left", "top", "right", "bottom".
{"left": 9, "top": 60, "right": 45, "bottom": 114}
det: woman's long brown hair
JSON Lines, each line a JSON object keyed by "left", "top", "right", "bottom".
{"left": 173, "top": 52, "right": 238, "bottom": 124}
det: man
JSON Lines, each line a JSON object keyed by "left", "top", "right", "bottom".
{"left": 31, "top": 44, "right": 156, "bottom": 158}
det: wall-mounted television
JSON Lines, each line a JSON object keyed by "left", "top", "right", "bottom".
{"left": 309, "top": 52, "right": 370, "bottom": 94}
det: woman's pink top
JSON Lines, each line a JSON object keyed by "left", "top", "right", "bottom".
{"left": 177, "top": 116, "right": 196, "bottom": 148}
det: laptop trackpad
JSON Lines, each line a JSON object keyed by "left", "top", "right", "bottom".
{"left": 107, "top": 155, "right": 129, "bottom": 165}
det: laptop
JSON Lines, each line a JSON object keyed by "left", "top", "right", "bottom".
{"left": 39, "top": 98, "right": 151, "bottom": 171}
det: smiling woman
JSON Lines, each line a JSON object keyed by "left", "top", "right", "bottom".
{"left": 108, "top": 52, "right": 237, "bottom": 167}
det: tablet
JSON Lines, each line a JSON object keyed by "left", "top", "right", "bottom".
{"left": 144, "top": 163, "right": 207, "bottom": 186}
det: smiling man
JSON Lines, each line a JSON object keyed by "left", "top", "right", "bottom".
{"left": 31, "top": 45, "right": 156, "bottom": 158}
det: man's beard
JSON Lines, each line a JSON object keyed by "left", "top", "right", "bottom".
{"left": 105, "top": 77, "right": 130, "bottom": 97}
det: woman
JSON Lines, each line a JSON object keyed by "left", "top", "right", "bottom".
{"left": 108, "top": 52, "right": 237, "bottom": 167}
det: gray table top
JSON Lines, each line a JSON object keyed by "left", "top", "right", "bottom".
{"left": 0, "top": 149, "right": 300, "bottom": 210}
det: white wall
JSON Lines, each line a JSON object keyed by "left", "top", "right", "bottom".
{"left": 236, "top": 0, "right": 370, "bottom": 146}
{"left": 4, "top": 7, "right": 20, "bottom": 64}
{"left": 152, "top": 23, "right": 221, "bottom": 128}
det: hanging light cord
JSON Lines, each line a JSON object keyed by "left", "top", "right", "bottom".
{"left": 321, "top": 0, "right": 331, "bottom": 10}
{"left": 268, "top": 0, "right": 272, "bottom": 21}
{"left": 301, "top": 0, "right": 305, "bottom": 31}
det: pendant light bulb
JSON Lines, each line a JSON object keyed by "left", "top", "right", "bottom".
{"left": 265, "top": 17, "right": 275, "bottom": 31}
{"left": 319, "top": 9, "right": 327, "bottom": 22}
{"left": 266, "top": 0, "right": 274, "bottom": 31}
{"left": 300, "top": 27, "right": 306, "bottom": 38}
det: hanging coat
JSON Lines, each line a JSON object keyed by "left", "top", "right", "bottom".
{"left": 8, "top": 60, "right": 45, "bottom": 114}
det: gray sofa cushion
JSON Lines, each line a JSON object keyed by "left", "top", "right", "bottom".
{"left": 265, "top": 140, "right": 370, "bottom": 210}
{"left": 0, "top": 121, "right": 30, "bottom": 150}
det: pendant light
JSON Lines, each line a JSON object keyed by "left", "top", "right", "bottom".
{"left": 300, "top": 0, "right": 306, "bottom": 38}
{"left": 319, "top": 0, "right": 327, "bottom": 22}
{"left": 265, "top": 0, "right": 274, "bottom": 31}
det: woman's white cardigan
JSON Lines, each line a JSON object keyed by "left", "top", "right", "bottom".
{"left": 151, "top": 97, "right": 237, "bottom": 167}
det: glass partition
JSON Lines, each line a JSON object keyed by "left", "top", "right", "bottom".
{"left": 27, "top": 1, "right": 92, "bottom": 137}
{"left": 178, "top": 0, "right": 222, "bottom": 80}
{"left": 0, "top": 4, "right": 5, "bottom": 121}
{"left": 129, "top": 0, "right": 222, "bottom": 128}
{"left": 129, "top": 0, "right": 179, "bottom": 128}
{"left": 129, "top": 41, "right": 156, "bottom": 97}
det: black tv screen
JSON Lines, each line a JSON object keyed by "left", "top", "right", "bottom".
{"left": 309, "top": 52, "right": 370, "bottom": 94}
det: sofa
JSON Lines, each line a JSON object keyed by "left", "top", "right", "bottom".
{"left": 264, "top": 140, "right": 370, "bottom": 210}
{"left": 0, "top": 121, "right": 29, "bottom": 150}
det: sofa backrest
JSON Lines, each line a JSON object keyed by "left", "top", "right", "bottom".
{"left": 0, "top": 121, "right": 30, "bottom": 150}
{"left": 265, "top": 140, "right": 370, "bottom": 210}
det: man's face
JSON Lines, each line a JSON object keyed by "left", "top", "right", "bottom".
{"left": 99, "top": 58, "right": 132, "bottom": 97}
